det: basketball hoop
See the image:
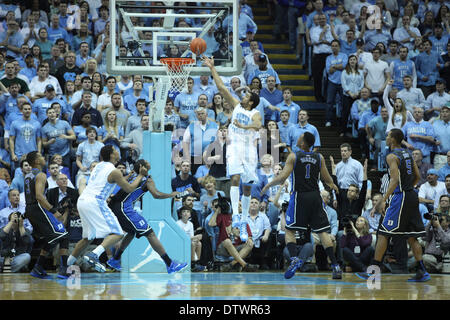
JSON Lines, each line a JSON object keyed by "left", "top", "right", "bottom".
{"left": 160, "top": 57, "right": 196, "bottom": 94}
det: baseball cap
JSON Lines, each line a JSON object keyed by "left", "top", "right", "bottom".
{"left": 45, "top": 84, "right": 55, "bottom": 92}
{"left": 427, "top": 169, "right": 438, "bottom": 176}
{"left": 443, "top": 103, "right": 450, "bottom": 110}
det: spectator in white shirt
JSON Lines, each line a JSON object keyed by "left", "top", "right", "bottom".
{"left": 418, "top": 169, "right": 447, "bottom": 211}
{"left": 363, "top": 47, "right": 390, "bottom": 101}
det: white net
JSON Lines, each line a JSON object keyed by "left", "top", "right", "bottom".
{"left": 160, "top": 58, "right": 196, "bottom": 95}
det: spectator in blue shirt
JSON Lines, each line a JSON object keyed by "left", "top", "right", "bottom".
{"left": 325, "top": 40, "right": 347, "bottom": 127}
{"left": 429, "top": 24, "right": 449, "bottom": 56}
{"left": 32, "top": 84, "right": 67, "bottom": 124}
{"left": 402, "top": 106, "right": 438, "bottom": 163}
{"left": 18, "top": 54, "right": 37, "bottom": 82}
{"left": 364, "top": 27, "right": 392, "bottom": 52}
{"left": 277, "top": 110, "right": 294, "bottom": 145}
{"left": 9, "top": 159, "right": 32, "bottom": 193}
{"left": 182, "top": 107, "right": 218, "bottom": 175}
{"left": 415, "top": 39, "right": 445, "bottom": 97}
{"left": 222, "top": 8, "right": 258, "bottom": 40}
{"left": 94, "top": 6, "right": 110, "bottom": 38}
{"left": 9, "top": 103, "right": 41, "bottom": 173}
{"left": 305, "top": 0, "right": 328, "bottom": 30}
{"left": 361, "top": 193, "right": 383, "bottom": 236}
{"left": 437, "top": 152, "right": 450, "bottom": 182}
{"left": 123, "top": 80, "right": 150, "bottom": 115}
{"left": 47, "top": 14, "right": 70, "bottom": 44}
{"left": 338, "top": 29, "right": 357, "bottom": 56}
{"left": 41, "top": 107, "right": 76, "bottom": 168}
{"left": 432, "top": 105, "right": 450, "bottom": 170}
{"left": 247, "top": 54, "right": 281, "bottom": 88}
{"left": 260, "top": 76, "right": 283, "bottom": 106}
{"left": 174, "top": 77, "right": 200, "bottom": 128}
{"left": 0, "top": 20, "right": 24, "bottom": 59}
{"left": 358, "top": 99, "right": 380, "bottom": 161}
{"left": 276, "top": 88, "right": 301, "bottom": 125}
{"left": 287, "top": 110, "right": 321, "bottom": 153}
{"left": 251, "top": 87, "right": 280, "bottom": 125}
{"left": 366, "top": 106, "right": 389, "bottom": 169}
{"left": 389, "top": 46, "right": 417, "bottom": 91}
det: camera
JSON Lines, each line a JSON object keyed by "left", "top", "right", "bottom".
{"left": 58, "top": 197, "right": 76, "bottom": 214}
{"left": 424, "top": 212, "right": 440, "bottom": 221}
{"left": 295, "top": 228, "right": 310, "bottom": 245}
{"left": 216, "top": 194, "right": 231, "bottom": 214}
{"left": 342, "top": 215, "right": 358, "bottom": 234}
{"left": 281, "top": 201, "right": 289, "bottom": 213}
{"left": 127, "top": 40, "right": 141, "bottom": 52}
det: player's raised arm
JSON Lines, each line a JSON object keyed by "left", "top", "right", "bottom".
{"left": 319, "top": 154, "right": 339, "bottom": 193}
{"left": 202, "top": 56, "right": 240, "bottom": 108}
{"left": 261, "top": 152, "right": 295, "bottom": 194}
{"left": 411, "top": 158, "right": 421, "bottom": 188}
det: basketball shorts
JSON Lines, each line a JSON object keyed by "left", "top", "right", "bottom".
{"left": 378, "top": 190, "right": 425, "bottom": 238}
{"left": 226, "top": 142, "right": 259, "bottom": 184}
{"left": 25, "top": 203, "right": 68, "bottom": 245}
{"left": 285, "top": 191, "right": 330, "bottom": 233}
{"left": 77, "top": 197, "right": 124, "bottom": 240}
{"left": 110, "top": 202, "right": 153, "bottom": 238}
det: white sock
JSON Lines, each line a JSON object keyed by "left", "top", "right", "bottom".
{"left": 230, "top": 186, "right": 240, "bottom": 216}
{"left": 241, "top": 195, "right": 251, "bottom": 217}
{"left": 67, "top": 255, "right": 77, "bottom": 266}
{"left": 93, "top": 245, "right": 105, "bottom": 258}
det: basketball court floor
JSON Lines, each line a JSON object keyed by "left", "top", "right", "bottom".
{"left": 1, "top": 272, "right": 449, "bottom": 300}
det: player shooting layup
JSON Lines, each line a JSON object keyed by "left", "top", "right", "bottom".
{"left": 202, "top": 56, "right": 262, "bottom": 234}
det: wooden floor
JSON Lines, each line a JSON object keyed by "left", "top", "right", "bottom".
{"left": 1, "top": 271, "right": 450, "bottom": 300}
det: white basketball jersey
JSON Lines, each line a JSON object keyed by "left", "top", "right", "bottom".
{"left": 79, "top": 162, "right": 117, "bottom": 201}
{"left": 228, "top": 103, "right": 259, "bottom": 144}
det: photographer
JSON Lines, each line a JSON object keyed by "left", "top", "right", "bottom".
{"left": 435, "top": 195, "right": 449, "bottom": 216}
{"left": 208, "top": 194, "right": 259, "bottom": 272}
{"left": 340, "top": 216, "right": 374, "bottom": 272}
{"left": 331, "top": 158, "right": 368, "bottom": 224}
{"left": 423, "top": 214, "right": 450, "bottom": 273}
{"left": 0, "top": 212, "right": 34, "bottom": 273}
{"left": 332, "top": 159, "right": 368, "bottom": 265}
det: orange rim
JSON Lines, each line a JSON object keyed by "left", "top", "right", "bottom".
{"left": 160, "top": 57, "right": 195, "bottom": 71}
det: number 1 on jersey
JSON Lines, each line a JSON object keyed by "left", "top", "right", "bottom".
{"left": 305, "top": 164, "right": 311, "bottom": 179}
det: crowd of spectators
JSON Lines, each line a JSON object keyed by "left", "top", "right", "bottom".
{"left": 0, "top": 0, "right": 449, "bottom": 274}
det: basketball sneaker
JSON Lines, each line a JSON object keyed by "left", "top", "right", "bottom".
{"left": 83, "top": 252, "right": 106, "bottom": 273}
{"left": 30, "top": 264, "right": 51, "bottom": 279}
{"left": 242, "top": 263, "right": 259, "bottom": 272}
{"left": 239, "top": 221, "right": 248, "bottom": 242}
{"left": 57, "top": 265, "right": 70, "bottom": 279}
{"left": 408, "top": 269, "right": 431, "bottom": 282}
{"left": 107, "top": 258, "right": 122, "bottom": 271}
{"left": 232, "top": 214, "right": 241, "bottom": 228}
{"left": 167, "top": 260, "right": 188, "bottom": 274}
{"left": 284, "top": 257, "right": 304, "bottom": 279}
{"left": 355, "top": 272, "right": 371, "bottom": 280}
{"left": 332, "top": 264, "right": 342, "bottom": 279}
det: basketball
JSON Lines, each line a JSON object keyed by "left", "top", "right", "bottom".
{"left": 190, "top": 37, "right": 207, "bottom": 56}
